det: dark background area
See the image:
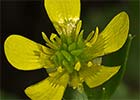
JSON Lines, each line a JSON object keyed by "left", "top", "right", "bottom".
{"left": 1, "top": 0, "right": 139, "bottom": 99}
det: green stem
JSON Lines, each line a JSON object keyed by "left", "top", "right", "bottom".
{"left": 120, "top": 34, "right": 135, "bottom": 79}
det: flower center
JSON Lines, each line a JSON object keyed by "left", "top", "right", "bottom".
{"left": 42, "top": 20, "right": 87, "bottom": 74}
{"left": 51, "top": 36, "right": 85, "bottom": 73}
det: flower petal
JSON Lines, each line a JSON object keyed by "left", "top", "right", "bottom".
{"left": 44, "top": 0, "right": 80, "bottom": 34}
{"left": 4, "top": 35, "right": 54, "bottom": 70}
{"left": 79, "top": 64, "right": 120, "bottom": 88}
{"left": 25, "top": 72, "right": 69, "bottom": 100}
{"left": 85, "top": 12, "right": 129, "bottom": 59}
{"left": 93, "top": 57, "right": 102, "bottom": 65}
{"left": 44, "top": 0, "right": 80, "bottom": 24}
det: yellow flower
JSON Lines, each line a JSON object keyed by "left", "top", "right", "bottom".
{"left": 4, "top": 0, "right": 129, "bottom": 100}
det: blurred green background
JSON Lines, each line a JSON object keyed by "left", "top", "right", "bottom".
{"left": 1, "top": 0, "right": 139, "bottom": 99}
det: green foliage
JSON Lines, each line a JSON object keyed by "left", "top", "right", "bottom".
{"left": 63, "top": 87, "right": 88, "bottom": 100}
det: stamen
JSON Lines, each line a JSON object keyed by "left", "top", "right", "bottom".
{"left": 41, "top": 32, "right": 57, "bottom": 49}
{"left": 85, "top": 27, "right": 99, "bottom": 47}
{"left": 90, "top": 27, "right": 99, "bottom": 44}
{"left": 57, "top": 66, "right": 63, "bottom": 73}
{"left": 50, "top": 33, "right": 57, "bottom": 42}
{"left": 77, "top": 83, "right": 84, "bottom": 93}
{"left": 80, "top": 77, "right": 84, "bottom": 82}
{"left": 86, "top": 42, "right": 92, "bottom": 47}
{"left": 74, "top": 61, "right": 81, "bottom": 71}
{"left": 75, "top": 20, "right": 82, "bottom": 40}
{"left": 73, "top": 87, "right": 76, "bottom": 89}
{"left": 87, "top": 61, "right": 93, "bottom": 67}
{"left": 85, "top": 30, "right": 94, "bottom": 42}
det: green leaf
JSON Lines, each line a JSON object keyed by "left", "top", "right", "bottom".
{"left": 63, "top": 87, "right": 88, "bottom": 100}
{"left": 83, "top": 34, "right": 134, "bottom": 99}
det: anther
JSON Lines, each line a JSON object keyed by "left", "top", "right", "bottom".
{"left": 86, "top": 42, "right": 92, "bottom": 47}
{"left": 73, "top": 87, "right": 77, "bottom": 89}
{"left": 80, "top": 77, "right": 84, "bottom": 82}
{"left": 57, "top": 66, "right": 63, "bottom": 73}
{"left": 50, "top": 33, "right": 57, "bottom": 42}
{"left": 87, "top": 61, "right": 93, "bottom": 67}
{"left": 74, "top": 61, "right": 81, "bottom": 71}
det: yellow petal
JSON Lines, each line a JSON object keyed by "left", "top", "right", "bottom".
{"left": 44, "top": 0, "right": 80, "bottom": 34}
{"left": 93, "top": 57, "right": 102, "bottom": 65}
{"left": 79, "top": 64, "right": 120, "bottom": 88}
{"left": 44, "top": 0, "right": 80, "bottom": 24}
{"left": 25, "top": 72, "right": 69, "bottom": 100}
{"left": 86, "top": 12, "right": 129, "bottom": 58}
{"left": 4, "top": 35, "right": 53, "bottom": 70}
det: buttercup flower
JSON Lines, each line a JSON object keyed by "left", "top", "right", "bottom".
{"left": 4, "top": 0, "right": 129, "bottom": 100}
